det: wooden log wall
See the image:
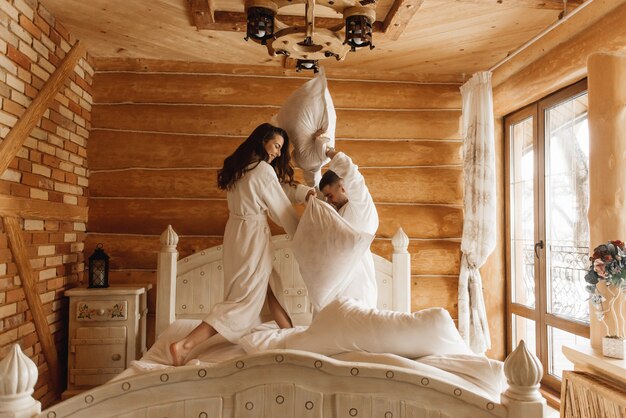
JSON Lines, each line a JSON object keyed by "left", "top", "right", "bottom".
{"left": 0, "top": 0, "right": 92, "bottom": 407}
{"left": 88, "top": 61, "right": 463, "bottom": 346}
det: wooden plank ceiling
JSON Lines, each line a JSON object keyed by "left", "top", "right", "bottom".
{"left": 39, "top": 0, "right": 583, "bottom": 81}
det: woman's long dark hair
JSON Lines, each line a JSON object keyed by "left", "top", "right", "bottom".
{"left": 217, "top": 123, "right": 295, "bottom": 190}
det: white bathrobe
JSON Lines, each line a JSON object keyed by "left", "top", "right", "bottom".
{"left": 203, "top": 161, "right": 309, "bottom": 342}
{"left": 330, "top": 152, "right": 380, "bottom": 307}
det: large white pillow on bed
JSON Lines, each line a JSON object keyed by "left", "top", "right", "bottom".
{"left": 285, "top": 298, "right": 472, "bottom": 358}
{"left": 274, "top": 68, "right": 336, "bottom": 187}
{"left": 292, "top": 198, "right": 373, "bottom": 310}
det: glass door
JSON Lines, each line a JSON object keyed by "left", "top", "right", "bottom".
{"left": 505, "top": 80, "right": 590, "bottom": 393}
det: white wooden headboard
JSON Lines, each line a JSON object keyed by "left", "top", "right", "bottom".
{"left": 155, "top": 226, "right": 411, "bottom": 337}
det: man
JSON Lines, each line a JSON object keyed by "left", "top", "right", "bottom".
{"left": 318, "top": 144, "right": 379, "bottom": 308}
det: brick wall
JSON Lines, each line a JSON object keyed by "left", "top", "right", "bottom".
{"left": 0, "top": 0, "right": 92, "bottom": 407}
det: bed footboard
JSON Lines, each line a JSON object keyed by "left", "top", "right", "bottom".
{"left": 3, "top": 340, "right": 546, "bottom": 418}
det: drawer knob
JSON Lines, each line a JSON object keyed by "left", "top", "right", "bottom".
{"left": 97, "top": 308, "right": 106, "bottom": 316}
{"left": 112, "top": 354, "right": 122, "bottom": 361}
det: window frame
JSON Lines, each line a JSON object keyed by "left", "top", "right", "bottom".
{"left": 504, "top": 78, "right": 590, "bottom": 393}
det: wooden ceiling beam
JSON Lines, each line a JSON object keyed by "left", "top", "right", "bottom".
{"left": 195, "top": 10, "right": 367, "bottom": 32}
{"left": 189, "top": 0, "right": 216, "bottom": 27}
{"left": 190, "top": 0, "right": 584, "bottom": 38}
{"left": 382, "top": 0, "right": 424, "bottom": 40}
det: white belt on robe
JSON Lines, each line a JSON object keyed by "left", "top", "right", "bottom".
{"left": 229, "top": 213, "right": 267, "bottom": 222}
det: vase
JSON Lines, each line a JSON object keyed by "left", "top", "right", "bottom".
{"left": 590, "top": 282, "right": 626, "bottom": 349}
{"left": 602, "top": 336, "right": 626, "bottom": 359}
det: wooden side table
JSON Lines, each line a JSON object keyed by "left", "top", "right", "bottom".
{"left": 561, "top": 343, "right": 626, "bottom": 417}
{"left": 62, "top": 285, "right": 151, "bottom": 399}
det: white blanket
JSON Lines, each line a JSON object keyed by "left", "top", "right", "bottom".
{"left": 112, "top": 312, "right": 504, "bottom": 401}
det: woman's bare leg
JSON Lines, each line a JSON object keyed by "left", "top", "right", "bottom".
{"left": 169, "top": 322, "right": 217, "bottom": 366}
{"left": 267, "top": 286, "right": 292, "bottom": 329}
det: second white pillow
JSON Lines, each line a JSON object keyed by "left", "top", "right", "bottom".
{"left": 285, "top": 298, "right": 472, "bottom": 358}
{"left": 292, "top": 198, "right": 373, "bottom": 310}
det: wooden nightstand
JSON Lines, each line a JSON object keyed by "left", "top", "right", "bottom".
{"left": 62, "top": 285, "right": 151, "bottom": 399}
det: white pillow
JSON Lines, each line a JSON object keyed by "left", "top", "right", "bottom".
{"left": 292, "top": 198, "right": 373, "bottom": 310}
{"left": 274, "top": 68, "right": 336, "bottom": 186}
{"left": 285, "top": 298, "right": 472, "bottom": 358}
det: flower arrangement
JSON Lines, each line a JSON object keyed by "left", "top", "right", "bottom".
{"left": 584, "top": 240, "right": 626, "bottom": 340}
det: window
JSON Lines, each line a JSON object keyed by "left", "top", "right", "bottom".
{"left": 505, "top": 79, "right": 590, "bottom": 392}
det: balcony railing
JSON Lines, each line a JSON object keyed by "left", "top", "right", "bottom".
{"left": 523, "top": 244, "right": 590, "bottom": 323}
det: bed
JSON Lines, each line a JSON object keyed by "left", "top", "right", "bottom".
{"left": 3, "top": 226, "right": 547, "bottom": 418}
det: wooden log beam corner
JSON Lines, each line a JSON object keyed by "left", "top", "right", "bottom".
{"left": 0, "top": 195, "right": 87, "bottom": 222}
{"left": 0, "top": 41, "right": 85, "bottom": 175}
{"left": 4, "top": 217, "right": 61, "bottom": 392}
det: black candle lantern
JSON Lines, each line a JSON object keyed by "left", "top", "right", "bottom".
{"left": 88, "top": 243, "right": 109, "bottom": 288}
{"left": 344, "top": 13, "right": 374, "bottom": 52}
{"left": 296, "top": 59, "right": 319, "bottom": 73}
{"left": 244, "top": 6, "right": 276, "bottom": 45}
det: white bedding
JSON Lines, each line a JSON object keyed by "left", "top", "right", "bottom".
{"left": 112, "top": 318, "right": 505, "bottom": 401}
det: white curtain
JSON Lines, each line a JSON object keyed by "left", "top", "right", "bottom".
{"left": 458, "top": 72, "right": 496, "bottom": 354}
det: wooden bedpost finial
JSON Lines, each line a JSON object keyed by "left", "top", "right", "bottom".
{"left": 160, "top": 225, "right": 179, "bottom": 252}
{"left": 503, "top": 340, "right": 543, "bottom": 402}
{"left": 0, "top": 344, "right": 41, "bottom": 417}
{"left": 392, "top": 227, "right": 409, "bottom": 253}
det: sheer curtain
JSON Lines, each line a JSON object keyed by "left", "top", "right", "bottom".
{"left": 458, "top": 72, "right": 496, "bottom": 354}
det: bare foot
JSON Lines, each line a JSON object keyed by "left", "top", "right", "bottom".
{"left": 168, "top": 322, "right": 216, "bottom": 366}
{"left": 169, "top": 340, "right": 189, "bottom": 366}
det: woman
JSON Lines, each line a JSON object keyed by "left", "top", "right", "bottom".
{"left": 170, "top": 123, "right": 313, "bottom": 366}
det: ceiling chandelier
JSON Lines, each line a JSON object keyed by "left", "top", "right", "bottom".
{"left": 244, "top": 0, "right": 377, "bottom": 72}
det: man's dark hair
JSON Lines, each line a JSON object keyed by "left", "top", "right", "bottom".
{"left": 319, "top": 170, "right": 342, "bottom": 190}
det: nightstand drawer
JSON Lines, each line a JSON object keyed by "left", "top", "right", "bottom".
{"left": 72, "top": 327, "right": 127, "bottom": 369}
{"left": 75, "top": 300, "right": 127, "bottom": 321}
{"left": 70, "top": 369, "right": 123, "bottom": 387}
